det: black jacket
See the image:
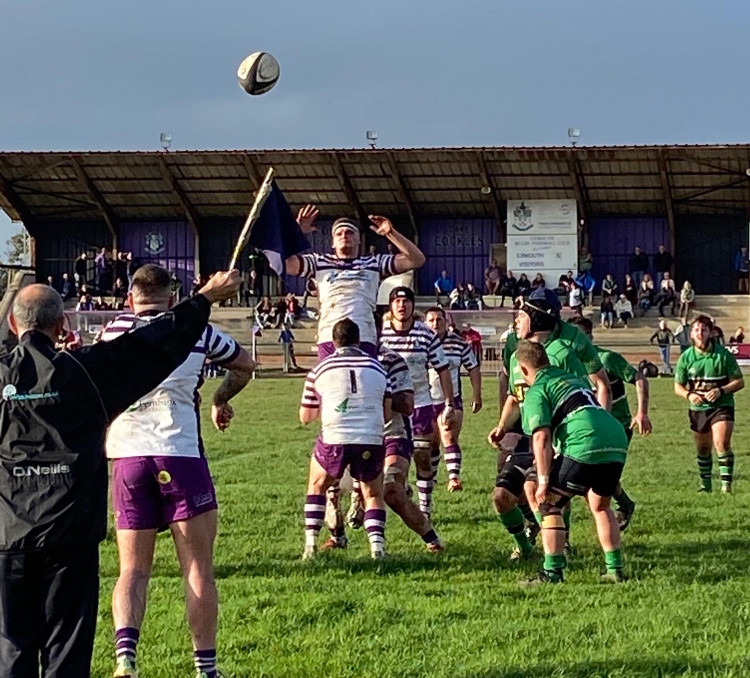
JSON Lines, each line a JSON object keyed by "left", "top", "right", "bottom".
{"left": 628, "top": 252, "right": 649, "bottom": 272}
{"left": 0, "top": 294, "right": 212, "bottom": 553}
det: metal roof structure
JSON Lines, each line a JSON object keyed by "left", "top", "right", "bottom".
{"left": 1, "top": 146, "right": 749, "bottom": 238}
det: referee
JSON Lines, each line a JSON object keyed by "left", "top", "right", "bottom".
{"left": 0, "top": 271, "right": 239, "bottom": 677}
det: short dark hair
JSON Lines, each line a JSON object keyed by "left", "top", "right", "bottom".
{"left": 567, "top": 316, "right": 593, "bottom": 336}
{"left": 131, "top": 264, "right": 171, "bottom": 299}
{"left": 515, "top": 340, "right": 550, "bottom": 370}
{"left": 425, "top": 306, "right": 446, "bottom": 319}
{"left": 692, "top": 314, "right": 714, "bottom": 331}
{"left": 332, "top": 318, "right": 360, "bottom": 348}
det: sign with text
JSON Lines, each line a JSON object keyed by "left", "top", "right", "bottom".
{"left": 507, "top": 199, "right": 577, "bottom": 235}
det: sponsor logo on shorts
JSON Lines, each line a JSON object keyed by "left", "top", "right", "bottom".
{"left": 157, "top": 470, "right": 172, "bottom": 484}
{"left": 362, "top": 450, "right": 371, "bottom": 460}
{"left": 13, "top": 463, "right": 70, "bottom": 477}
{"left": 193, "top": 492, "right": 214, "bottom": 508}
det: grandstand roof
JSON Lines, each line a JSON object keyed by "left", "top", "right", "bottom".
{"left": 1, "top": 145, "right": 749, "bottom": 227}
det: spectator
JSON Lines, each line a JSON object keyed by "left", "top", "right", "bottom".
{"left": 95, "top": 247, "right": 110, "bottom": 294}
{"left": 556, "top": 271, "right": 573, "bottom": 296}
{"left": 623, "top": 273, "right": 638, "bottom": 306}
{"left": 190, "top": 275, "right": 203, "bottom": 298}
{"left": 568, "top": 281, "right": 584, "bottom": 316}
{"left": 653, "top": 244, "right": 673, "bottom": 282}
{"left": 460, "top": 322, "right": 483, "bottom": 364}
{"left": 449, "top": 283, "right": 466, "bottom": 310}
{"left": 679, "top": 281, "right": 695, "bottom": 321}
{"left": 465, "top": 282, "right": 483, "bottom": 310}
{"left": 77, "top": 283, "right": 89, "bottom": 300}
{"left": 576, "top": 271, "right": 596, "bottom": 306}
{"left": 642, "top": 273, "right": 655, "bottom": 293}
{"left": 111, "top": 277, "right": 127, "bottom": 310}
{"left": 600, "top": 293, "right": 615, "bottom": 329}
{"left": 256, "top": 295, "right": 274, "bottom": 328}
{"left": 601, "top": 273, "right": 617, "bottom": 298}
{"left": 273, "top": 297, "right": 287, "bottom": 328}
{"left": 169, "top": 272, "right": 182, "bottom": 302}
{"left": 516, "top": 273, "right": 531, "bottom": 297}
{"left": 367, "top": 244, "right": 378, "bottom": 256}
{"left": 531, "top": 273, "right": 545, "bottom": 291}
{"left": 114, "top": 250, "right": 128, "bottom": 287}
{"left": 673, "top": 320, "right": 691, "bottom": 354}
{"left": 76, "top": 293, "right": 95, "bottom": 312}
{"left": 484, "top": 259, "right": 502, "bottom": 295}
{"left": 655, "top": 272, "right": 677, "bottom": 316}
{"left": 246, "top": 269, "right": 262, "bottom": 306}
{"left": 729, "top": 326, "right": 745, "bottom": 344}
{"left": 711, "top": 322, "right": 725, "bottom": 346}
{"left": 637, "top": 279, "right": 653, "bottom": 315}
{"left": 499, "top": 271, "right": 517, "bottom": 307}
{"left": 279, "top": 322, "right": 301, "bottom": 372}
{"left": 650, "top": 319, "right": 675, "bottom": 375}
{"left": 61, "top": 272, "right": 74, "bottom": 301}
{"left": 578, "top": 246, "right": 593, "bottom": 273}
{"left": 628, "top": 246, "right": 649, "bottom": 287}
{"left": 734, "top": 246, "right": 750, "bottom": 293}
{"left": 126, "top": 252, "right": 139, "bottom": 288}
{"left": 434, "top": 270, "right": 454, "bottom": 305}
{"left": 45, "top": 275, "right": 55, "bottom": 288}
{"left": 615, "top": 294, "right": 633, "bottom": 328}
{"left": 74, "top": 252, "right": 88, "bottom": 292}
{"left": 285, "top": 292, "right": 301, "bottom": 326}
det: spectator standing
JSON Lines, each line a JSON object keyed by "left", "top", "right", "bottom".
{"left": 484, "top": 259, "right": 502, "bottom": 295}
{"left": 729, "top": 326, "right": 745, "bottom": 344}
{"left": 126, "top": 252, "right": 139, "bottom": 289}
{"left": 628, "top": 246, "right": 649, "bottom": 288}
{"left": 460, "top": 322, "right": 483, "bottom": 364}
{"left": 650, "top": 319, "right": 675, "bottom": 375}
{"left": 61, "top": 273, "right": 74, "bottom": 301}
{"left": 576, "top": 271, "right": 596, "bottom": 306}
{"left": 434, "top": 270, "right": 454, "bottom": 305}
{"left": 499, "top": 271, "right": 517, "bottom": 307}
{"left": 279, "top": 323, "right": 301, "bottom": 372}
{"left": 568, "top": 281, "right": 584, "bottom": 316}
{"left": 653, "top": 244, "right": 674, "bottom": 282}
{"left": 578, "top": 246, "right": 593, "bottom": 273}
{"left": 734, "top": 246, "right": 750, "bottom": 293}
{"left": 45, "top": 275, "right": 55, "bottom": 288}
{"left": 615, "top": 294, "right": 633, "bottom": 328}
{"left": 285, "top": 292, "right": 301, "bottom": 326}
{"left": 516, "top": 273, "right": 531, "bottom": 298}
{"left": 114, "top": 251, "right": 128, "bottom": 288}
{"left": 170, "top": 272, "right": 183, "bottom": 303}
{"left": 74, "top": 252, "right": 88, "bottom": 292}
{"left": 302, "top": 277, "right": 317, "bottom": 309}
{"left": 655, "top": 272, "right": 677, "bottom": 316}
{"left": 600, "top": 293, "right": 615, "bottom": 329}
{"left": 111, "top": 277, "right": 127, "bottom": 310}
{"left": 601, "top": 273, "right": 618, "bottom": 298}
{"left": 679, "top": 281, "right": 696, "bottom": 321}
{"left": 95, "top": 247, "right": 109, "bottom": 295}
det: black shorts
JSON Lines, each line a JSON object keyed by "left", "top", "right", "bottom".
{"left": 495, "top": 436, "right": 535, "bottom": 496}
{"left": 688, "top": 407, "right": 734, "bottom": 434}
{"left": 549, "top": 455, "right": 624, "bottom": 499}
{"left": 625, "top": 427, "right": 634, "bottom": 445}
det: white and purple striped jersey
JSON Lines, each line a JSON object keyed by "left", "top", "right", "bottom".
{"left": 380, "top": 321, "right": 449, "bottom": 408}
{"left": 102, "top": 312, "right": 241, "bottom": 459}
{"left": 429, "top": 331, "right": 478, "bottom": 403}
{"left": 379, "top": 346, "right": 414, "bottom": 440}
{"left": 296, "top": 253, "right": 397, "bottom": 345}
{"left": 301, "top": 347, "right": 391, "bottom": 445}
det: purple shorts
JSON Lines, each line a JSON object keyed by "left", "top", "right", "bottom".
{"left": 433, "top": 397, "right": 464, "bottom": 416}
{"left": 313, "top": 439, "right": 384, "bottom": 482}
{"left": 411, "top": 405, "right": 438, "bottom": 437}
{"left": 317, "top": 341, "right": 377, "bottom": 361}
{"left": 111, "top": 456, "right": 217, "bottom": 531}
{"left": 385, "top": 437, "right": 413, "bottom": 462}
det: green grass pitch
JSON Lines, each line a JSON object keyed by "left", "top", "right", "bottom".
{"left": 90, "top": 378, "right": 750, "bottom": 677}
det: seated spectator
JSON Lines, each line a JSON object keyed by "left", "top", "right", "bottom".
{"left": 637, "top": 280, "right": 653, "bottom": 314}
{"left": 655, "top": 272, "right": 677, "bottom": 316}
{"left": 600, "top": 293, "right": 615, "bottom": 329}
{"left": 516, "top": 273, "right": 531, "bottom": 297}
{"left": 576, "top": 271, "right": 596, "bottom": 306}
{"left": 614, "top": 294, "right": 633, "bottom": 328}
{"left": 465, "top": 282, "right": 483, "bottom": 310}
{"left": 679, "top": 281, "right": 695, "bottom": 321}
{"left": 499, "top": 271, "right": 517, "bottom": 307}
{"left": 556, "top": 273, "right": 572, "bottom": 296}
{"left": 568, "top": 281, "right": 584, "bottom": 317}
{"left": 531, "top": 273, "right": 545, "bottom": 291}
{"left": 75, "top": 293, "right": 95, "bottom": 312}
{"left": 256, "top": 295, "right": 274, "bottom": 328}
{"left": 484, "top": 259, "right": 502, "bottom": 295}
{"left": 60, "top": 273, "right": 74, "bottom": 300}
{"left": 650, "top": 319, "right": 675, "bottom": 375}
{"left": 46, "top": 275, "right": 55, "bottom": 288}
{"left": 112, "top": 277, "right": 127, "bottom": 310}
{"left": 434, "top": 269, "right": 454, "bottom": 305}
{"left": 56, "top": 327, "right": 83, "bottom": 351}
{"left": 623, "top": 274, "right": 638, "bottom": 306}
{"left": 601, "top": 273, "right": 617, "bottom": 298}
{"left": 273, "top": 297, "right": 287, "bottom": 328}
{"left": 642, "top": 273, "right": 655, "bottom": 293}
{"left": 449, "top": 284, "right": 466, "bottom": 310}
{"left": 729, "top": 326, "right": 745, "bottom": 344}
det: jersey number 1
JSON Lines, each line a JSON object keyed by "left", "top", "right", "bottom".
{"left": 349, "top": 370, "right": 358, "bottom": 393}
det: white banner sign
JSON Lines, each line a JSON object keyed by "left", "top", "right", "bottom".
{"left": 507, "top": 199, "right": 577, "bottom": 236}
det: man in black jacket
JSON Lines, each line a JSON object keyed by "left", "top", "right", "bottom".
{"left": 628, "top": 246, "right": 649, "bottom": 288}
{"left": 0, "top": 271, "right": 239, "bottom": 678}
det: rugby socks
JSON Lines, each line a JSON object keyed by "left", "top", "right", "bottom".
{"left": 444, "top": 444, "right": 462, "bottom": 480}
{"left": 697, "top": 455, "right": 713, "bottom": 492}
{"left": 718, "top": 452, "right": 734, "bottom": 491}
{"left": 519, "top": 502, "right": 539, "bottom": 528}
{"left": 430, "top": 446, "right": 442, "bottom": 479}
{"left": 604, "top": 549, "right": 624, "bottom": 575}
{"left": 416, "top": 471, "right": 435, "bottom": 517}
{"left": 543, "top": 553, "right": 566, "bottom": 581}
{"left": 114, "top": 627, "right": 139, "bottom": 668}
{"left": 304, "top": 494, "right": 326, "bottom": 548}
{"left": 498, "top": 507, "right": 533, "bottom": 555}
{"left": 420, "top": 528, "right": 441, "bottom": 546}
{"left": 562, "top": 503, "right": 572, "bottom": 544}
{"left": 364, "top": 508, "right": 386, "bottom": 557}
{"left": 194, "top": 649, "right": 218, "bottom": 677}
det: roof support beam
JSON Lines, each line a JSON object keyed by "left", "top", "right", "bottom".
{"left": 386, "top": 152, "right": 419, "bottom": 242}
{"left": 0, "top": 171, "right": 34, "bottom": 226}
{"left": 567, "top": 154, "right": 589, "bottom": 245}
{"left": 330, "top": 153, "right": 367, "bottom": 225}
{"left": 241, "top": 154, "right": 265, "bottom": 192}
{"left": 69, "top": 156, "right": 118, "bottom": 244}
{"left": 658, "top": 151, "right": 676, "bottom": 257}
{"left": 673, "top": 177, "right": 747, "bottom": 203}
{"left": 158, "top": 157, "right": 200, "bottom": 234}
{"left": 12, "top": 158, "right": 76, "bottom": 184}
{"left": 477, "top": 152, "right": 505, "bottom": 241}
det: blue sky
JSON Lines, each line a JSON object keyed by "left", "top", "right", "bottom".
{"left": 1, "top": 0, "right": 749, "bottom": 250}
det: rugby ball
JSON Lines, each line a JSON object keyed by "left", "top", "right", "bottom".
{"left": 237, "top": 52, "right": 280, "bottom": 95}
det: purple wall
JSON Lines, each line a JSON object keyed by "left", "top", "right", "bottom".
{"left": 588, "top": 217, "right": 669, "bottom": 290}
{"left": 417, "top": 219, "right": 496, "bottom": 294}
{"left": 119, "top": 221, "right": 195, "bottom": 293}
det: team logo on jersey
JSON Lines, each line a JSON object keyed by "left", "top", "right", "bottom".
{"left": 511, "top": 202, "right": 533, "bottom": 232}
{"left": 335, "top": 398, "right": 350, "bottom": 413}
{"left": 2, "top": 384, "right": 59, "bottom": 402}
{"left": 157, "top": 470, "right": 172, "bottom": 484}
{"left": 145, "top": 232, "right": 166, "bottom": 255}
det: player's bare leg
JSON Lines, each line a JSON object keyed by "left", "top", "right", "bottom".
{"left": 304, "top": 456, "right": 336, "bottom": 559}
{"left": 440, "top": 409, "right": 464, "bottom": 491}
{"left": 588, "top": 491, "right": 625, "bottom": 582}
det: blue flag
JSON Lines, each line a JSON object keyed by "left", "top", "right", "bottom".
{"left": 248, "top": 182, "right": 310, "bottom": 275}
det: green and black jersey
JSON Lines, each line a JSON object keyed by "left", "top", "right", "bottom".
{"left": 596, "top": 346, "right": 638, "bottom": 429}
{"left": 674, "top": 342, "right": 742, "bottom": 411}
{"left": 521, "top": 365, "right": 628, "bottom": 465}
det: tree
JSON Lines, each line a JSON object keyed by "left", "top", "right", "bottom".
{"left": 4, "top": 229, "right": 28, "bottom": 265}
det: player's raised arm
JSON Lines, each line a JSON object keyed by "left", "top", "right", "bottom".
{"left": 286, "top": 204, "right": 319, "bottom": 275}
{"left": 368, "top": 215, "right": 425, "bottom": 272}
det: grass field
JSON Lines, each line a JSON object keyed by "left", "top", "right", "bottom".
{"left": 90, "top": 377, "right": 750, "bottom": 678}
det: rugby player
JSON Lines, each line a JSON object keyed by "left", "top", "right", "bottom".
{"left": 286, "top": 206, "right": 425, "bottom": 359}
{"left": 104, "top": 265, "right": 256, "bottom": 678}
{"left": 515, "top": 341, "right": 629, "bottom": 584}
{"left": 424, "top": 307, "right": 482, "bottom": 492}
{"left": 568, "top": 316, "right": 652, "bottom": 529}
{"left": 674, "top": 315, "right": 744, "bottom": 493}
{"left": 300, "top": 319, "right": 391, "bottom": 559}
{"left": 380, "top": 287, "right": 455, "bottom": 520}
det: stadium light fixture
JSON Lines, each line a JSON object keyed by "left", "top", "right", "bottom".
{"left": 160, "top": 133, "right": 173, "bottom": 152}
{"left": 366, "top": 130, "right": 378, "bottom": 149}
{"left": 480, "top": 185, "right": 492, "bottom": 195}
{"left": 568, "top": 128, "right": 581, "bottom": 147}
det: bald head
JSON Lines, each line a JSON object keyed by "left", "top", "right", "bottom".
{"left": 11, "top": 284, "right": 65, "bottom": 336}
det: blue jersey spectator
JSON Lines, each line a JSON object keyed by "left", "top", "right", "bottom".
{"left": 434, "top": 270, "right": 454, "bottom": 303}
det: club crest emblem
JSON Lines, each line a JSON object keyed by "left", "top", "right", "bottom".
{"left": 511, "top": 202, "right": 533, "bottom": 232}
{"left": 145, "top": 232, "right": 166, "bottom": 255}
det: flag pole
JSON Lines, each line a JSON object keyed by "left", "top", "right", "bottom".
{"left": 229, "top": 167, "right": 276, "bottom": 270}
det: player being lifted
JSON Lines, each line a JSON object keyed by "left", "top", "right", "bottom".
{"left": 515, "top": 341, "right": 629, "bottom": 585}
{"left": 381, "top": 287, "right": 455, "bottom": 521}
{"left": 424, "top": 307, "right": 482, "bottom": 492}
{"left": 300, "top": 319, "right": 391, "bottom": 559}
{"left": 674, "top": 315, "right": 744, "bottom": 493}
{"left": 567, "top": 316, "right": 652, "bottom": 529}
{"left": 286, "top": 206, "right": 425, "bottom": 359}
